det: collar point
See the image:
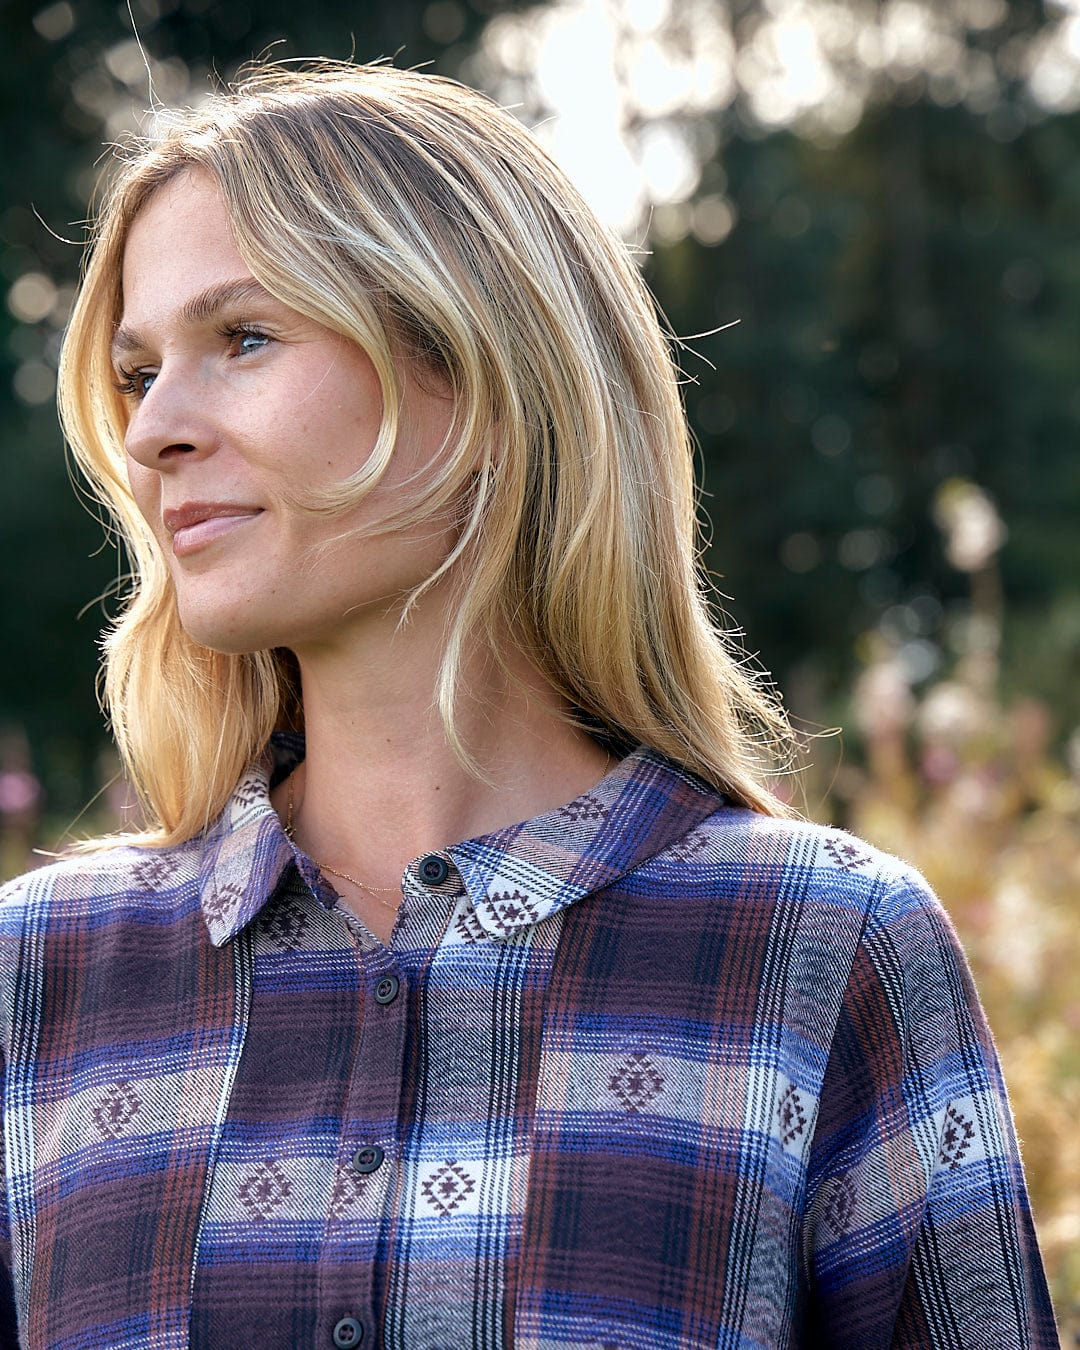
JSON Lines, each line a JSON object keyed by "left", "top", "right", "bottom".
{"left": 472, "top": 887, "right": 575, "bottom": 938}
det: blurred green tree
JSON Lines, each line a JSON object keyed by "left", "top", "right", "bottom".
{"left": 2, "top": 0, "right": 1078, "bottom": 820}
{"left": 656, "top": 98, "right": 1080, "bottom": 728}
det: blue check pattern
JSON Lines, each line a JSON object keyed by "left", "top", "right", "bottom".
{"left": 0, "top": 738, "right": 1058, "bottom": 1348}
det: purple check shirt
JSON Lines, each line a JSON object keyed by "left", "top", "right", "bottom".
{"left": 0, "top": 737, "right": 1057, "bottom": 1348}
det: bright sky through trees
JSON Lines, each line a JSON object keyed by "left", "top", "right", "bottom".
{"left": 460, "top": 0, "right": 1080, "bottom": 235}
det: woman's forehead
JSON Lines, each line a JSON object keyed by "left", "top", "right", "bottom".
{"left": 119, "top": 173, "right": 250, "bottom": 326}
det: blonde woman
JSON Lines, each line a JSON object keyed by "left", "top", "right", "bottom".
{"left": 0, "top": 63, "right": 1056, "bottom": 1349}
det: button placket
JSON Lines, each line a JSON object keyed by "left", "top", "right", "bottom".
{"left": 318, "top": 937, "right": 408, "bottom": 1342}
{"left": 322, "top": 855, "right": 463, "bottom": 1339}
{"left": 382, "top": 854, "right": 566, "bottom": 1348}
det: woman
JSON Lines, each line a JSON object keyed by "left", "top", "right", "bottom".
{"left": 0, "top": 62, "right": 1056, "bottom": 1349}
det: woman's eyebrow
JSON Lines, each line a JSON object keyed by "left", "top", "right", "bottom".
{"left": 110, "top": 277, "right": 278, "bottom": 362}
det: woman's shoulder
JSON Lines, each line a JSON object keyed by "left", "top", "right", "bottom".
{"left": 620, "top": 747, "right": 937, "bottom": 930}
{"left": 668, "top": 796, "right": 939, "bottom": 926}
{"left": 0, "top": 836, "right": 203, "bottom": 934}
{"left": 664, "top": 805, "right": 981, "bottom": 1048}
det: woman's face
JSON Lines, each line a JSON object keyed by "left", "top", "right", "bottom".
{"left": 118, "top": 168, "right": 459, "bottom": 656}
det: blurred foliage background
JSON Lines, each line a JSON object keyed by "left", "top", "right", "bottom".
{"left": 1, "top": 0, "right": 1078, "bottom": 1333}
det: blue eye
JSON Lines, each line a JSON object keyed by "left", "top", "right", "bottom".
{"left": 114, "top": 368, "right": 157, "bottom": 400}
{"left": 221, "top": 323, "right": 271, "bottom": 357}
{"left": 112, "top": 324, "right": 270, "bottom": 400}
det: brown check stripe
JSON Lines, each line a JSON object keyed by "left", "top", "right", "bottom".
{"left": 0, "top": 738, "right": 1058, "bottom": 1348}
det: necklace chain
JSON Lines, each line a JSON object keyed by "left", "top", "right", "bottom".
{"left": 285, "top": 776, "right": 400, "bottom": 910}
{"left": 283, "top": 751, "right": 616, "bottom": 912}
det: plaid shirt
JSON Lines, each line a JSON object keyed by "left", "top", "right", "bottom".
{"left": 0, "top": 738, "right": 1056, "bottom": 1349}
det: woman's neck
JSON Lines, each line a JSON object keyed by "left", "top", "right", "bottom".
{"left": 271, "top": 610, "right": 611, "bottom": 928}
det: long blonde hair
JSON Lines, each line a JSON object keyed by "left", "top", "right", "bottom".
{"left": 59, "top": 60, "right": 793, "bottom": 845}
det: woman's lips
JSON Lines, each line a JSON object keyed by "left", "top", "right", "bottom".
{"left": 165, "top": 507, "right": 263, "bottom": 557}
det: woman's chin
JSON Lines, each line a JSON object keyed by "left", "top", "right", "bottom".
{"left": 175, "top": 604, "right": 285, "bottom": 657}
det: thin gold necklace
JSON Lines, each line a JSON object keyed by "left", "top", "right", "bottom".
{"left": 283, "top": 750, "right": 616, "bottom": 910}
{"left": 285, "top": 775, "right": 400, "bottom": 910}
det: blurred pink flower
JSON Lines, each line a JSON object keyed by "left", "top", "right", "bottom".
{"left": 920, "top": 744, "right": 960, "bottom": 786}
{"left": 0, "top": 770, "right": 41, "bottom": 816}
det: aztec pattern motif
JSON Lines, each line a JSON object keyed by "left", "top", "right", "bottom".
{"left": 0, "top": 739, "right": 1058, "bottom": 1348}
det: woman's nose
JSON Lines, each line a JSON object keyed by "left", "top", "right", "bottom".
{"left": 123, "top": 370, "right": 218, "bottom": 471}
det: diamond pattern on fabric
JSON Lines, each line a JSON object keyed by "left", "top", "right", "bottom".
{"left": 939, "top": 1104, "right": 976, "bottom": 1170}
{"left": 328, "top": 1165, "right": 364, "bottom": 1219}
{"left": 667, "top": 829, "right": 714, "bottom": 862}
{"left": 486, "top": 890, "right": 540, "bottom": 932}
{"left": 608, "top": 1052, "right": 665, "bottom": 1114}
{"left": 230, "top": 775, "right": 265, "bottom": 808}
{"left": 0, "top": 735, "right": 1056, "bottom": 1349}
{"left": 421, "top": 1162, "right": 476, "bottom": 1217}
{"left": 131, "top": 856, "right": 182, "bottom": 890}
{"left": 777, "top": 1083, "right": 808, "bottom": 1147}
{"left": 822, "top": 1174, "right": 857, "bottom": 1238}
{"left": 91, "top": 1081, "right": 142, "bottom": 1138}
{"left": 451, "top": 907, "right": 487, "bottom": 945}
{"left": 823, "top": 835, "right": 875, "bottom": 872}
{"left": 257, "top": 898, "right": 309, "bottom": 952}
{"left": 204, "top": 882, "right": 246, "bottom": 927}
{"left": 237, "top": 1161, "right": 292, "bottom": 1219}
{"left": 556, "top": 793, "right": 608, "bottom": 824}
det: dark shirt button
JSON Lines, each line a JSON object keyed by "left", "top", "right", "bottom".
{"left": 351, "top": 1144, "right": 385, "bottom": 1174}
{"left": 332, "top": 1317, "right": 363, "bottom": 1347}
{"left": 374, "top": 974, "right": 400, "bottom": 1005}
{"left": 418, "top": 853, "right": 450, "bottom": 886}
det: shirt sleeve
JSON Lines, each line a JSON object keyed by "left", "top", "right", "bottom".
{"left": 802, "top": 866, "right": 1059, "bottom": 1349}
{"left": 0, "top": 1041, "right": 17, "bottom": 1346}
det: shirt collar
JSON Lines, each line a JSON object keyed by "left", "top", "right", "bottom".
{"left": 197, "top": 735, "right": 330, "bottom": 946}
{"left": 197, "top": 736, "right": 727, "bottom": 946}
{"left": 451, "top": 747, "right": 725, "bottom": 938}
